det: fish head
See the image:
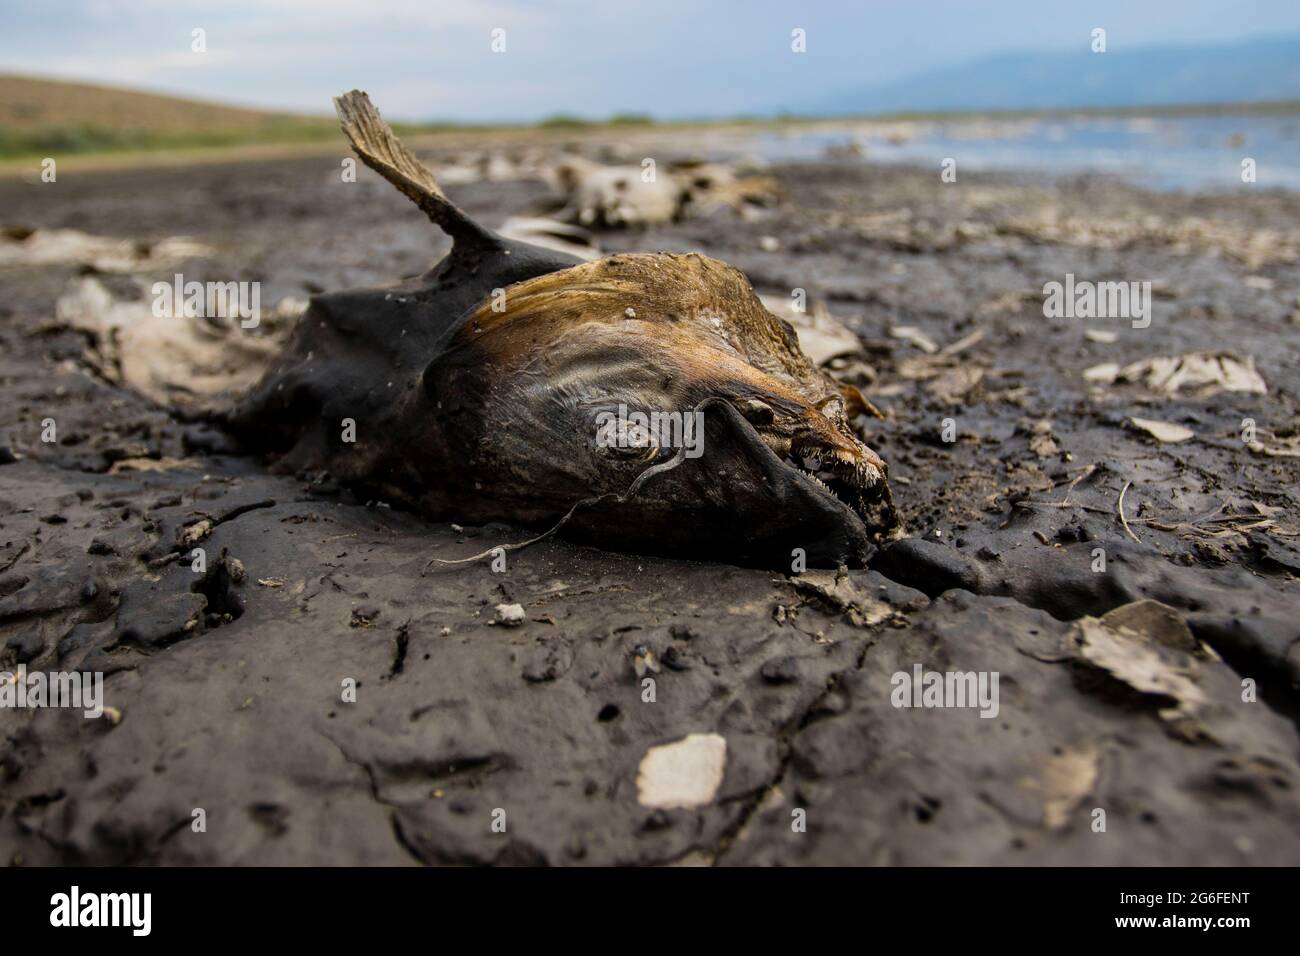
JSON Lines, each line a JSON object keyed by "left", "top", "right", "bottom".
{"left": 421, "top": 251, "right": 896, "bottom": 565}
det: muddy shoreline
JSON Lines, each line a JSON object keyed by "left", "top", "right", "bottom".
{"left": 1, "top": 152, "right": 1298, "bottom": 864}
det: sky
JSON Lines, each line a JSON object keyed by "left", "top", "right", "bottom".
{"left": 3, "top": 0, "right": 1300, "bottom": 121}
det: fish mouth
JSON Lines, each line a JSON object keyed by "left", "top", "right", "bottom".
{"left": 788, "top": 446, "right": 891, "bottom": 528}
{"left": 747, "top": 423, "right": 895, "bottom": 532}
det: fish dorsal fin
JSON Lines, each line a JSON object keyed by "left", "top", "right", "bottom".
{"left": 333, "top": 90, "right": 493, "bottom": 244}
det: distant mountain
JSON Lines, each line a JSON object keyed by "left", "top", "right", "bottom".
{"left": 803, "top": 34, "right": 1300, "bottom": 116}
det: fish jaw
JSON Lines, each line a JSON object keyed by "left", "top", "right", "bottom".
{"left": 413, "top": 252, "right": 897, "bottom": 560}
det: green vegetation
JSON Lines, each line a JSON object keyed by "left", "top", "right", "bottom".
{"left": 606, "top": 113, "right": 655, "bottom": 126}
{"left": 2, "top": 71, "right": 1297, "bottom": 166}
{"left": 528, "top": 112, "right": 655, "bottom": 130}
{"left": 0, "top": 119, "right": 519, "bottom": 160}
{"left": 534, "top": 113, "right": 591, "bottom": 129}
{"left": 0, "top": 120, "right": 334, "bottom": 159}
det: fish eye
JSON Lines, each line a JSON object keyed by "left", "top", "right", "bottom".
{"left": 594, "top": 419, "right": 661, "bottom": 462}
{"left": 602, "top": 443, "right": 662, "bottom": 464}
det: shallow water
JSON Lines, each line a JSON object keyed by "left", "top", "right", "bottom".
{"left": 754, "top": 113, "right": 1300, "bottom": 192}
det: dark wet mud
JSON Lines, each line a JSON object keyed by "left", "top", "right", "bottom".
{"left": 1, "top": 154, "right": 1297, "bottom": 864}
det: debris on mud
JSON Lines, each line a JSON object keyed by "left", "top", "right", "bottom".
{"left": 0, "top": 226, "right": 213, "bottom": 272}
{"left": 1084, "top": 351, "right": 1268, "bottom": 396}
{"left": 636, "top": 733, "right": 728, "bottom": 810}
{"left": 53, "top": 276, "right": 303, "bottom": 406}
{"left": 540, "top": 155, "right": 781, "bottom": 227}
{"left": 1, "top": 98, "right": 1297, "bottom": 867}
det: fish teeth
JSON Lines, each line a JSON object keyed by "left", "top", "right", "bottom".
{"left": 788, "top": 440, "right": 885, "bottom": 515}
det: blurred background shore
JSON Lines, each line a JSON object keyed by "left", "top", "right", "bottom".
{"left": 3, "top": 71, "right": 1300, "bottom": 192}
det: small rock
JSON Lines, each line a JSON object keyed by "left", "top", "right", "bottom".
{"left": 495, "top": 603, "right": 525, "bottom": 627}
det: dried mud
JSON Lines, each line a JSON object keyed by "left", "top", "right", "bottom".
{"left": 1, "top": 155, "right": 1297, "bottom": 864}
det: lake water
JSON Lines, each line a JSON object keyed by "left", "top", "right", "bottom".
{"left": 751, "top": 113, "right": 1300, "bottom": 192}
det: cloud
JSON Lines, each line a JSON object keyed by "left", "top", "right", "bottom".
{"left": 4, "top": 0, "right": 1300, "bottom": 120}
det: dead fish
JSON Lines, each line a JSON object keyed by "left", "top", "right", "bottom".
{"left": 55, "top": 276, "right": 304, "bottom": 408}
{"left": 544, "top": 155, "right": 685, "bottom": 227}
{"left": 227, "top": 91, "right": 895, "bottom": 568}
{"left": 541, "top": 155, "right": 782, "bottom": 228}
{"left": 668, "top": 157, "right": 782, "bottom": 218}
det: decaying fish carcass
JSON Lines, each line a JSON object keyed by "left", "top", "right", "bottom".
{"left": 541, "top": 155, "right": 782, "bottom": 227}
{"left": 226, "top": 92, "right": 895, "bottom": 567}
